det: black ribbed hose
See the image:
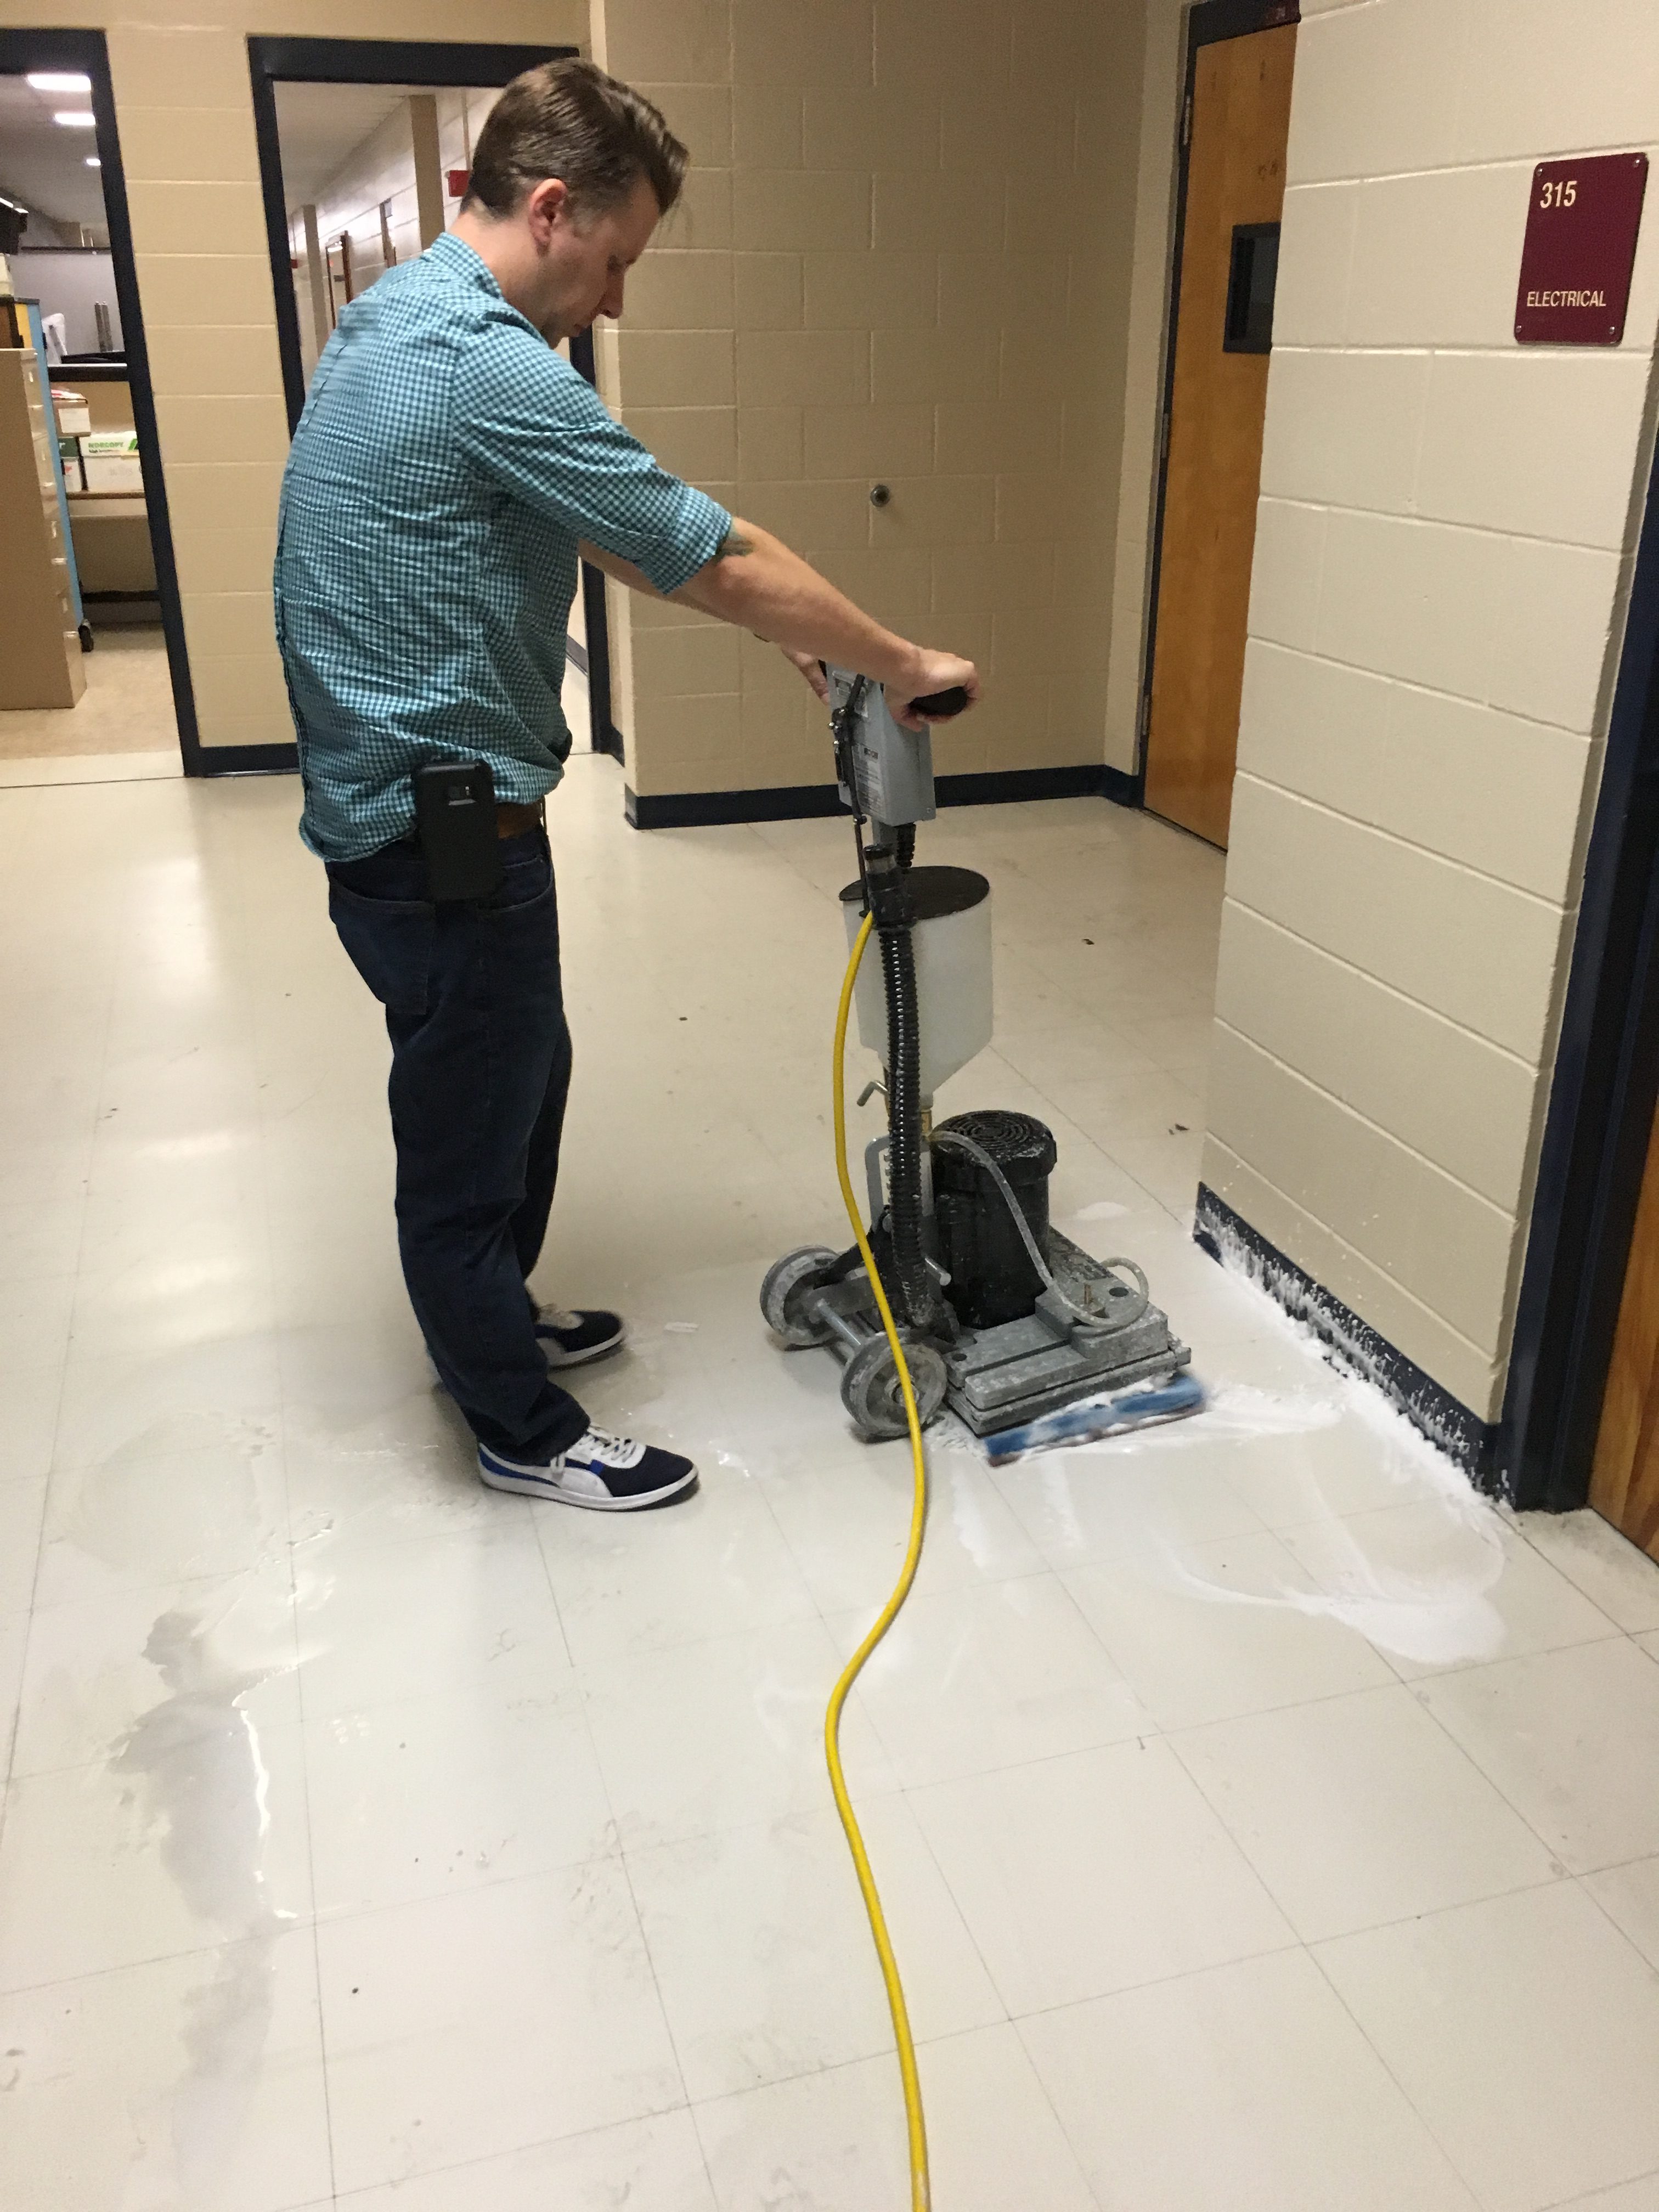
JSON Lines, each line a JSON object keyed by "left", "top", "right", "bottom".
{"left": 878, "top": 919, "right": 934, "bottom": 1330}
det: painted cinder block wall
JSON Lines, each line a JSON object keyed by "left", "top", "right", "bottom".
{"left": 589, "top": 0, "right": 1149, "bottom": 804}
{"left": 1200, "top": 0, "right": 1659, "bottom": 1431}
{"left": 0, "top": 0, "right": 589, "bottom": 755}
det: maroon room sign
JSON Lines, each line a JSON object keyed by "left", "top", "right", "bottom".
{"left": 1515, "top": 152, "right": 1648, "bottom": 344}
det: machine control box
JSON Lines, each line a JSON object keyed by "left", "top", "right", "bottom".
{"left": 827, "top": 665, "right": 936, "bottom": 830}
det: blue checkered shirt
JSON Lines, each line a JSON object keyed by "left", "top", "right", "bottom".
{"left": 275, "top": 231, "right": 731, "bottom": 861}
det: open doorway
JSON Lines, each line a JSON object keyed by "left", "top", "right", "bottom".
{"left": 0, "top": 32, "right": 195, "bottom": 783}
{"left": 247, "top": 37, "right": 618, "bottom": 762}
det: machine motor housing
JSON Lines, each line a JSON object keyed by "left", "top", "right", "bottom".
{"left": 934, "top": 1109, "right": 1058, "bottom": 1328}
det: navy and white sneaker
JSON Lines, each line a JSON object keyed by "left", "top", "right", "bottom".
{"left": 532, "top": 1304, "right": 627, "bottom": 1369}
{"left": 477, "top": 1426, "right": 698, "bottom": 1510}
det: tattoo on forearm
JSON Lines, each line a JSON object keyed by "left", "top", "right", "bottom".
{"left": 719, "top": 527, "right": 755, "bottom": 557}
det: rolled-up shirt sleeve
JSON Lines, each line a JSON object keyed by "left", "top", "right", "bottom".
{"left": 456, "top": 321, "right": 732, "bottom": 596}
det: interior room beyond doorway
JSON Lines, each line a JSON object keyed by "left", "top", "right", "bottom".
{"left": 0, "top": 60, "right": 179, "bottom": 784}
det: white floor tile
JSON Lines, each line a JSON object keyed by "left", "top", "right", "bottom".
{"left": 1020, "top": 1946, "right": 1481, "bottom": 2211}
{"left": 0, "top": 1475, "right": 44, "bottom": 1613}
{"left": 828, "top": 1571, "right": 1151, "bottom": 1786}
{"left": 1317, "top": 1883, "right": 1659, "bottom": 2212}
{"left": 910, "top": 1738, "right": 1295, "bottom": 2014}
{"left": 0, "top": 1274, "right": 76, "bottom": 1375}
{"left": 306, "top": 1679, "right": 617, "bottom": 1916}
{"left": 0, "top": 1367, "right": 60, "bottom": 1487}
{"left": 989, "top": 1434, "right": 1267, "bottom": 1567}
{"left": 12, "top": 1559, "right": 300, "bottom": 1778}
{"left": 335, "top": 2111, "right": 718, "bottom": 2210}
{"left": 294, "top": 1520, "right": 570, "bottom": 1721}
{"left": 0, "top": 1195, "right": 84, "bottom": 1285}
{"left": 1585, "top": 1855, "right": 1659, "bottom": 1970}
{"left": 0, "top": 1718, "right": 311, "bottom": 1990}
{"left": 535, "top": 1460, "right": 819, "bottom": 1666}
{"left": 35, "top": 1429, "right": 289, "bottom": 1606}
{"left": 580, "top": 1617, "right": 897, "bottom": 1852}
{"left": 0, "top": 1930, "right": 331, "bottom": 2212}
{"left": 757, "top": 1442, "right": 1046, "bottom": 1614}
{"left": 1170, "top": 1684, "right": 1560, "bottom": 1942}
{"left": 1280, "top": 1496, "right": 1623, "bottom": 1679}
{"left": 317, "top": 1861, "right": 685, "bottom": 2194}
{"left": 0, "top": 1608, "right": 26, "bottom": 1773}
{"left": 51, "top": 1332, "right": 285, "bottom": 1476}
{"left": 1420, "top": 1639, "right": 1659, "bottom": 1874}
{"left": 693, "top": 2021, "right": 1098, "bottom": 2212}
{"left": 627, "top": 1797, "right": 1002, "bottom": 2100}
{"left": 1216, "top": 1403, "right": 1480, "bottom": 1531}
{"left": 1515, "top": 1510, "right": 1659, "bottom": 1633}
{"left": 1545, "top": 2176, "right": 1659, "bottom": 2212}
{"left": 1063, "top": 1527, "right": 1397, "bottom": 1729}
{"left": 283, "top": 1389, "right": 500, "bottom": 1557}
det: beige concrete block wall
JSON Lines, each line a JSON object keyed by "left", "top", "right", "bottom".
{"left": 0, "top": 0, "right": 587, "bottom": 751}
{"left": 591, "top": 0, "right": 1149, "bottom": 801}
{"left": 1203, "top": 0, "right": 1659, "bottom": 1425}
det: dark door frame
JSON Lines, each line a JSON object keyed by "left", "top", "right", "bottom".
{"left": 1133, "top": 0, "right": 1300, "bottom": 811}
{"left": 246, "top": 32, "right": 621, "bottom": 769}
{"left": 1501, "top": 430, "right": 1659, "bottom": 1511}
{"left": 0, "top": 26, "right": 202, "bottom": 773}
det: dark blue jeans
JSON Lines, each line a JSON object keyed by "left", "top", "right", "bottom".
{"left": 326, "top": 826, "right": 590, "bottom": 1464}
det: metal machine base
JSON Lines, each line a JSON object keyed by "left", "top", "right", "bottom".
{"left": 761, "top": 1229, "right": 1191, "bottom": 1442}
{"left": 941, "top": 1231, "right": 1191, "bottom": 1436}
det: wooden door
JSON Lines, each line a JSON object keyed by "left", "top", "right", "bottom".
{"left": 1590, "top": 1099, "right": 1659, "bottom": 1560}
{"left": 1144, "top": 24, "right": 1296, "bottom": 848}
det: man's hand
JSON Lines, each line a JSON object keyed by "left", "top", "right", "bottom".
{"left": 887, "top": 652, "right": 981, "bottom": 733}
{"left": 780, "top": 646, "right": 830, "bottom": 701}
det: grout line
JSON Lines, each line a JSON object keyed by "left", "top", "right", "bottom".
{"left": 1211, "top": 1012, "right": 1519, "bottom": 1226}
{"left": 1299, "top": 1926, "right": 1509, "bottom": 2212}
{"left": 1288, "top": 140, "right": 1659, "bottom": 191}
{"left": 1221, "top": 896, "right": 1542, "bottom": 1073}
{"left": 1201, "top": 1128, "right": 1503, "bottom": 1375}
{"left": 1257, "top": 483, "right": 1633, "bottom": 562}
{"left": 1235, "top": 766, "right": 1577, "bottom": 915}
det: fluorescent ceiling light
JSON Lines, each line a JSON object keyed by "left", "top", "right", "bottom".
{"left": 27, "top": 71, "right": 91, "bottom": 93}
{"left": 53, "top": 111, "right": 97, "bottom": 128}
{"left": 85, "top": 156, "right": 101, "bottom": 168}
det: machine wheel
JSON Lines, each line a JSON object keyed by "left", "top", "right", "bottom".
{"left": 840, "top": 1332, "right": 947, "bottom": 1440}
{"left": 760, "top": 1245, "right": 839, "bottom": 1347}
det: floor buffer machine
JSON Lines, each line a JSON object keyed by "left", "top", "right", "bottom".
{"left": 760, "top": 670, "right": 1203, "bottom": 1462}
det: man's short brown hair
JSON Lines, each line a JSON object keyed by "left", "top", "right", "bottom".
{"left": 463, "top": 58, "right": 688, "bottom": 223}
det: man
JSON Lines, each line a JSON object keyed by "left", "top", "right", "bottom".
{"left": 275, "top": 58, "right": 979, "bottom": 1513}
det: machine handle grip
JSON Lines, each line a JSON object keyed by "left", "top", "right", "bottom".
{"left": 908, "top": 685, "right": 970, "bottom": 719}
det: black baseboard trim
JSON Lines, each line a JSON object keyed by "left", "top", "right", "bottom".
{"left": 1102, "top": 763, "right": 1144, "bottom": 808}
{"left": 625, "top": 761, "right": 1121, "bottom": 831}
{"left": 194, "top": 742, "right": 299, "bottom": 777}
{"left": 1193, "top": 1184, "right": 1500, "bottom": 1488}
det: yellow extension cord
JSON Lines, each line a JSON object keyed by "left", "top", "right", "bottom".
{"left": 824, "top": 908, "right": 932, "bottom": 2212}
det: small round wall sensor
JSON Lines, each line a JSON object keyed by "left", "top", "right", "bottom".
{"left": 869, "top": 482, "right": 892, "bottom": 507}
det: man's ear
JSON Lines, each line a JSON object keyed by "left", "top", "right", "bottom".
{"left": 523, "top": 176, "right": 571, "bottom": 245}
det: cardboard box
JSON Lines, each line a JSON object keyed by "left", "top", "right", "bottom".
{"left": 82, "top": 428, "right": 139, "bottom": 457}
{"left": 52, "top": 391, "right": 91, "bottom": 435}
{"left": 81, "top": 453, "right": 144, "bottom": 492}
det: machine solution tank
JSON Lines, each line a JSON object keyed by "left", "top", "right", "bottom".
{"left": 840, "top": 865, "right": 992, "bottom": 1099}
